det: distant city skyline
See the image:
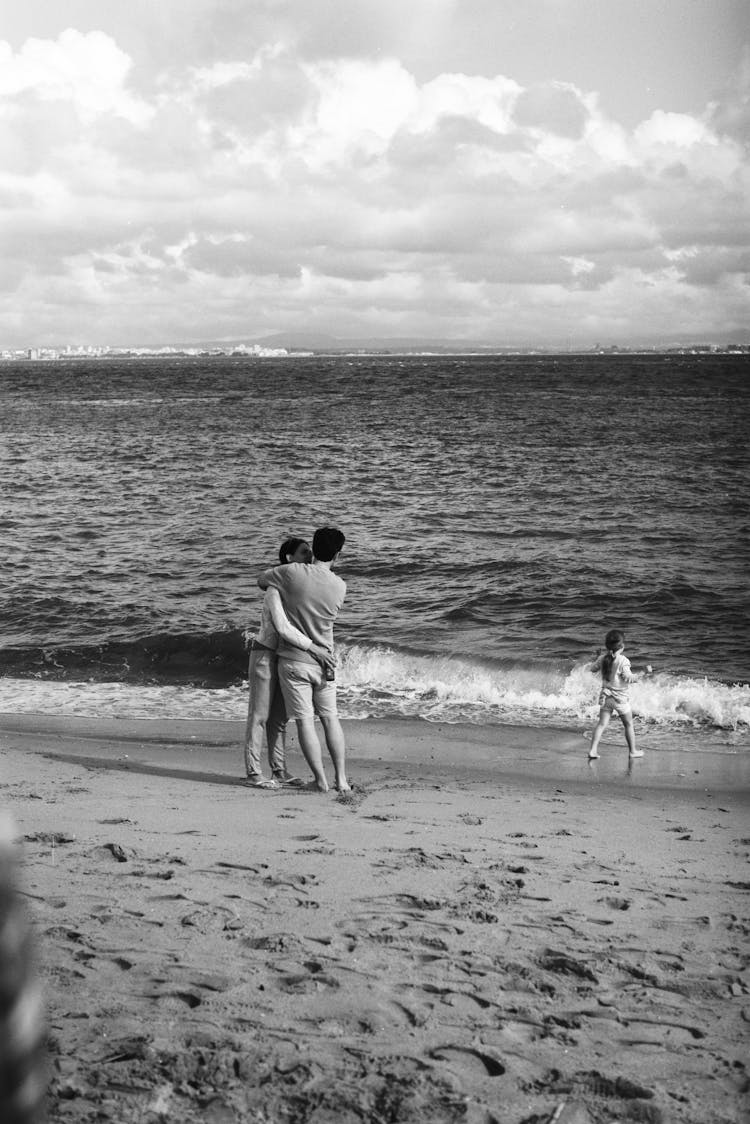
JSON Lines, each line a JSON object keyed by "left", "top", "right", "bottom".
{"left": 4, "top": 334, "right": 748, "bottom": 362}
{"left": 1, "top": 1, "right": 749, "bottom": 349}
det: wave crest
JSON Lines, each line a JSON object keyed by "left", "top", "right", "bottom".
{"left": 337, "top": 644, "right": 750, "bottom": 731}
{"left": 0, "top": 638, "right": 747, "bottom": 736}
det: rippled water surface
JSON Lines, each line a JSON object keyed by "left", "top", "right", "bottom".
{"left": 1, "top": 353, "right": 748, "bottom": 734}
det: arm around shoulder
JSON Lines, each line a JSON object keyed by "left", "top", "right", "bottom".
{"left": 258, "top": 566, "right": 284, "bottom": 591}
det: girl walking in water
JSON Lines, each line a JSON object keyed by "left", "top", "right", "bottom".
{"left": 588, "top": 629, "right": 645, "bottom": 761}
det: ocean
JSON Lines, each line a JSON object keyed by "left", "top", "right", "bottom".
{"left": 1, "top": 353, "right": 748, "bottom": 752}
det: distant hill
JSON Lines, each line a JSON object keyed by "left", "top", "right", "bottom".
{"left": 165, "top": 328, "right": 749, "bottom": 355}
{"left": 252, "top": 332, "right": 522, "bottom": 353}
{"left": 253, "top": 331, "right": 341, "bottom": 350}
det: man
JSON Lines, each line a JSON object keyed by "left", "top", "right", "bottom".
{"left": 259, "top": 526, "right": 350, "bottom": 793}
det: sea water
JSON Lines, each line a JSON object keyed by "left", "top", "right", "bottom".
{"left": 1, "top": 354, "right": 748, "bottom": 748}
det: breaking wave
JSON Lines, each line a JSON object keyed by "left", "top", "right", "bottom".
{"left": 337, "top": 645, "right": 750, "bottom": 732}
{"left": 0, "top": 641, "right": 747, "bottom": 737}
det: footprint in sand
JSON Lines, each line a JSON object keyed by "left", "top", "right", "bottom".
{"left": 418, "top": 982, "right": 493, "bottom": 1013}
{"left": 539, "top": 950, "right": 599, "bottom": 983}
{"left": 244, "top": 933, "right": 304, "bottom": 954}
{"left": 215, "top": 860, "right": 265, "bottom": 873}
{"left": 24, "top": 831, "right": 76, "bottom": 845}
{"left": 429, "top": 1044, "right": 505, "bottom": 1077}
{"left": 180, "top": 905, "right": 243, "bottom": 933}
{"left": 98, "top": 842, "right": 133, "bottom": 863}
{"left": 157, "top": 990, "right": 203, "bottom": 1009}
{"left": 275, "top": 960, "right": 341, "bottom": 994}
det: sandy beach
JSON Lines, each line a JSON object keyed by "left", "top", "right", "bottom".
{"left": 2, "top": 714, "right": 749, "bottom": 1124}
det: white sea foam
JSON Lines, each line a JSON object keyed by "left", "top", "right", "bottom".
{"left": 0, "top": 679, "right": 246, "bottom": 722}
{"left": 1, "top": 644, "right": 747, "bottom": 740}
{"left": 339, "top": 645, "right": 750, "bottom": 732}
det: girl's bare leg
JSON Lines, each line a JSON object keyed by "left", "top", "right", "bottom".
{"left": 622, "top": 713, "right": 642, "bottom": 757}
{"left": 589, "top": 708, "right": 610, "bottom": 758}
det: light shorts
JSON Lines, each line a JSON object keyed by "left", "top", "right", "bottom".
{"left": 278, "top": 658, "right": 338, "bottom": 721}
{"left": 599, "top": 692, "right": 632, "bottom": 720}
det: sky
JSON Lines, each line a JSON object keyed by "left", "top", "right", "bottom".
{"left": 1, "top": 0, "right": 749, "bottom": 349}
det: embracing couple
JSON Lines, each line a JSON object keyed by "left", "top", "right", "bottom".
{"left": 243, "top": 526, "right": 350, "bottom": 793}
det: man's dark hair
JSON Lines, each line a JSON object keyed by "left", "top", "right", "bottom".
{"left": 312, "top": 526, "right": 345, "bottom": 562}
{"left": 278, "top": 537, "right": 307, "bottom": 564}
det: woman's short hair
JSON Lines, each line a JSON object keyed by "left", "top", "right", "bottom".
{"left": 278, "top": 537, "right": 307, "bottom": 564}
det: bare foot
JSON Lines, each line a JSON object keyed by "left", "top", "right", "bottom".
{"left": 335, "top": 779, "right": 351, "bottom": 793}
{"left": 629, "top": 749, "right": 644, "bottom": 758}
{"left": 244, "top": 777, "right": 278, "bottom": 789}
{"left": 588, "top": 752, "right": 599, "bottom": 761}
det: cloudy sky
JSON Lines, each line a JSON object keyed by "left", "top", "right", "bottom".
{"left": 2, "top": 0, "right": 749, "bottom": 349}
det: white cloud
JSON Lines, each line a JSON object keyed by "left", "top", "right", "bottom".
{"left": 634, "top": 110, "right": 714, "bottom": 149}
{"left": 295, "top": 58, "right": 419, "bottom": 167}
{"left": 0, "top": 26, "right": 748, "bottom": 348}
{"left": 409, "top": 72, "right": 521, "bottom": 135}
{"left": 0, "top": 30, "right": 152, "bottom": 125}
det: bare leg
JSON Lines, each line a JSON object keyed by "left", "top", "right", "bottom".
{"left": 294, "top": 718, "right": 329, "bottom": 792}
{"left": 621, "top": 713, "right": 641, "bottom": 757}
{"left": 320, "top": 715, "right": 350, "bottom": 791}
{"left": 589, "top": 708, "right": 611, "bottom": 758}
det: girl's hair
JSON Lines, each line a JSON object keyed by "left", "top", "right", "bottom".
{"left": 602, "top": 629, "right": 625, "bottom": 679}
{"left": 278, "top": 537, "right": 307, "bottom": 564}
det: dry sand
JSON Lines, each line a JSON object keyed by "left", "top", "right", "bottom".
{"left": 1, "top": 714, "right": 749, "bottom": 1124}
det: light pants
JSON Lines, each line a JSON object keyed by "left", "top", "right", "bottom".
{"left": 244, "top": 648, "right": 288, "bottom": 780}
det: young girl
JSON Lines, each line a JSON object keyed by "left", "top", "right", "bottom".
{"left": 588, "top": 629, "right": 645, "bottom": 760}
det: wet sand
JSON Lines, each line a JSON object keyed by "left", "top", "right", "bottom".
{"left": 1, "top": 714, "right": 749, "bottom": 1123}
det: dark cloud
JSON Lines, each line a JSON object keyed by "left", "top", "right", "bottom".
{"left": 679, "top": 247, "right": 750, "bottom": 285}
{"left": 708, "top": 46, "right": 750, "bottom": 145}
{"left": 101, "top": 104, "right": 213, "bottom": 173}
{"left": 198, "top": 58, "right": 313, "bottom": 133}
{"left": 183, "top": 235, "right": 301, "bottom": 278}
{"left": 513, "top": 83, "right": 588, "bottom": 138}
{"left": 0, "top": 96, "right": 80, "bottom": 173}
{"left": 389, "top": 115, "right": 530, "bottom": 172}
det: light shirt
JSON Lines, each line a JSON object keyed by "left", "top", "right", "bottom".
{"left": 592, "top": 650, "right": 634, "bottom": 706}
{"left": 254, "top": 587, "right": 312, "bottom": 652}
{"left": 262, "top": 561, "right": 346, "bottom": 665}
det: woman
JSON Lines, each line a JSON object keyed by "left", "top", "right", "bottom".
{"left": 244, "top": 538, "right": 333, "bottom": 788}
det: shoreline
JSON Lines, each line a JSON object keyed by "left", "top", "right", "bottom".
{"left": 2, "top": 711, "right": 749, "bottom": 795}
{"left": 1, "top": 714, "right": 748, "bottom": 1122}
